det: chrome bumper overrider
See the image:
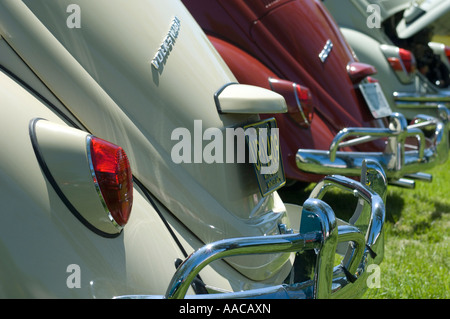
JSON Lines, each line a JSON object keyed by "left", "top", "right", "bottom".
{"left": 116, "top": 160, "right": 386, "bottom": 299}
{"left": 297, "top": 106, "right": 449, "bottom": 188}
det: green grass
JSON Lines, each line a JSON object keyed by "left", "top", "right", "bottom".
{"left": 364, "top": 160, "right": 450, "bottom": 299}
{"left": 278, "top": 159, "right": 450, "bottom": 299}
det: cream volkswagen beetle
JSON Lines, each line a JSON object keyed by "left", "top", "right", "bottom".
{"left": 0, "top": 0, "right": 386, "bottom": 298}
{"left": 323, "top": 0, "right": 450, "bottom": 121}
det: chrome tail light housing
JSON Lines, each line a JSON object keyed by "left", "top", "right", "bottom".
{"left": 30, "top": 118, "right": 133, "bottom": 236}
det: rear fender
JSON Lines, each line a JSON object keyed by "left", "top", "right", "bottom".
{"left": 208, "top": 35, "right": 334, "bottom": 182}
{"left": 0, "top": 69, "right": 188, "bottom": 297}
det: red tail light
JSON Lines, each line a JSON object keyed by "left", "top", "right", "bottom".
{"left": 269, "top": 78, "right": 314, "bottom": 128}
{"left": 387, "top": 57, "right": 402, "bottom": 70}
{"left": 89, "top": 136, "right": 133, "bottom": 227}
{"left": 294, "top": 83, "right": 314, "bottom": 126}
{"left": 388, "top": 48, "right": 416, "bottom": 74}
{"left": 399, "top": 48, "right": 416, "bottom": 74}
{"left": 445, "top": 45, "right": 450, "bottom": 63}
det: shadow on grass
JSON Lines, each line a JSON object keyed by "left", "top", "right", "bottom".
{"left": 385, "top": 193, "right": 404, "bottom": 224}
{"left": 277, "top": 182, "right": 312, "bottom": 207}
{"left": 430, "top": 201, "right": 450, "bottom": 219}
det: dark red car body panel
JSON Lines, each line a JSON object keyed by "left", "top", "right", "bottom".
{"left": 183, "top": 0, "right": 388, "bottom": 182}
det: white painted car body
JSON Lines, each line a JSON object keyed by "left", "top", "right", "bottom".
{"left": 0, "top": 0, "right": 386, "bottom": 298}
{"left": 323, "top": 0, "right": 450, "bottom": 120}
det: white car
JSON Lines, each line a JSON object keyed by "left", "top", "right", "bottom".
{"left": 323, "top": 0, "right": 450, "bottom": 121}
{"left": 0, "top": 0, "right": 386, "bottom": 298}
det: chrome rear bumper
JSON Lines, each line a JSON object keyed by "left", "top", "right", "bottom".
{"left": 394, "top": 91, "right": 450, "bottom": 110}
{"left": 115, "top": 160, "right": 386, "bottom": 299}
{"left": 297, "top": 106, "right": 449, "bottom": 188}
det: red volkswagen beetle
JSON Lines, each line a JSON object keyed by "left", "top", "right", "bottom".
{"left": 183, "top": 0, "right": 449, "bottom": 187}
